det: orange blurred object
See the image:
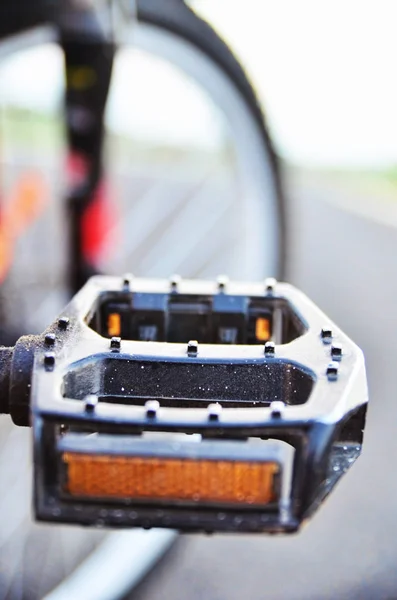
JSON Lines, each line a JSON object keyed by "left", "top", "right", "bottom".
{"left": 107, "top": 312, "right": 121, "bottom": 337}
{"left": 255, "top": 317, "right": 271, "bottom": 341}
{"left": 0, "top": 171, "right": 48, "bottom": 282}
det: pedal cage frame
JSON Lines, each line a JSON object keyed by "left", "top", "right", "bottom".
{"left": 9, "top": 276, "right": 367, "bottom": 533}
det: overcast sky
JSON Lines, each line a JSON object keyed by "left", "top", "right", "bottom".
{"left": 0, "top": 0, "right": 396, "bottom": 168}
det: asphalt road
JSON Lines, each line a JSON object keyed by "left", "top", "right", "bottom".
{"left": 128, "top": 174, "right": 397, "bottom": 600}
{"left": 2, "top": 156, "right": 396, "bottom": 599}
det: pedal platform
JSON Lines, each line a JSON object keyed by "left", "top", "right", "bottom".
{"left": 2, "top": 276, "right": 368, "bottom": 533}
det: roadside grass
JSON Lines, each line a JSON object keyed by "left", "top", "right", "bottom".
{"left": 0, "top": 106, "right": 63, "bottom": 154}
{"left": 3, "top": 106, "right": 396, "bottom": 196}
{"left": 0, "top": 105, "right": 234, "bottom": 171}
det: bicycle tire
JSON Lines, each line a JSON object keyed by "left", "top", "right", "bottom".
{"left": 137, "top": 0, "right": 286, "bottom": 278}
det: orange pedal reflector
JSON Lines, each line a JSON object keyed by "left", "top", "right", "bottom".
{"left": 62, "top": 452, "right": 279, "bottom": 506}
{"left": 107, "top": 313, "right": 121, "bottom": 337}
{"left": 255, "top": 317, "right": 271, "bottom": 341}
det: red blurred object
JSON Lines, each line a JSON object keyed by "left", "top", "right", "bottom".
{"left": 67, "top": 151, "right": 118, "bottom": 268}
{"left": 80, "top": 179, "right": 118, "bottom": 267}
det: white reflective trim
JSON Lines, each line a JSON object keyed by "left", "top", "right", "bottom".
{"left": 43, "top": 529, "right": 177, "bottom": 600}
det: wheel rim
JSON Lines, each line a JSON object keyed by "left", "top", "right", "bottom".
{"left": 113, "top": 20, "right": 281, "bottom": 280}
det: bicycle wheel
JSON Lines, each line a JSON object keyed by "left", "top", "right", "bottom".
{"left": 0, "top": 3, "right": 286, "bottom": 600}
{"left": 83, "top": 0, "right": 285, "bottom": 284}
{"left": 136, "top": 0, "right": 286, "bottom": 279}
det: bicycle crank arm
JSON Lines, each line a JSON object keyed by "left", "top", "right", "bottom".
{"left": 0, "top": 276, "right": 368, "bottom": 533}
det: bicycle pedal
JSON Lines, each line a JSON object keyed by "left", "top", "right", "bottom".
{"left": 1, "top": 276, "right": 368, "bottom": 533}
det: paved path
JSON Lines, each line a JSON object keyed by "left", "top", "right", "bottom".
{"left": 129, "top": 175, "right": 397, "bottom": 600}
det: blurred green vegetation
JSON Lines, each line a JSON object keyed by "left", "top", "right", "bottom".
{"left": 377, "top": 166, "right": 397, "bottom": 185}
{"left": 4, "top": 106, "right": 395, "bottom": 192}
{"left": 0, "top": 105, "right": 233, "bottom": 171}
{"left": 0, "top": 106, "right": 63, "bottom": 152}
